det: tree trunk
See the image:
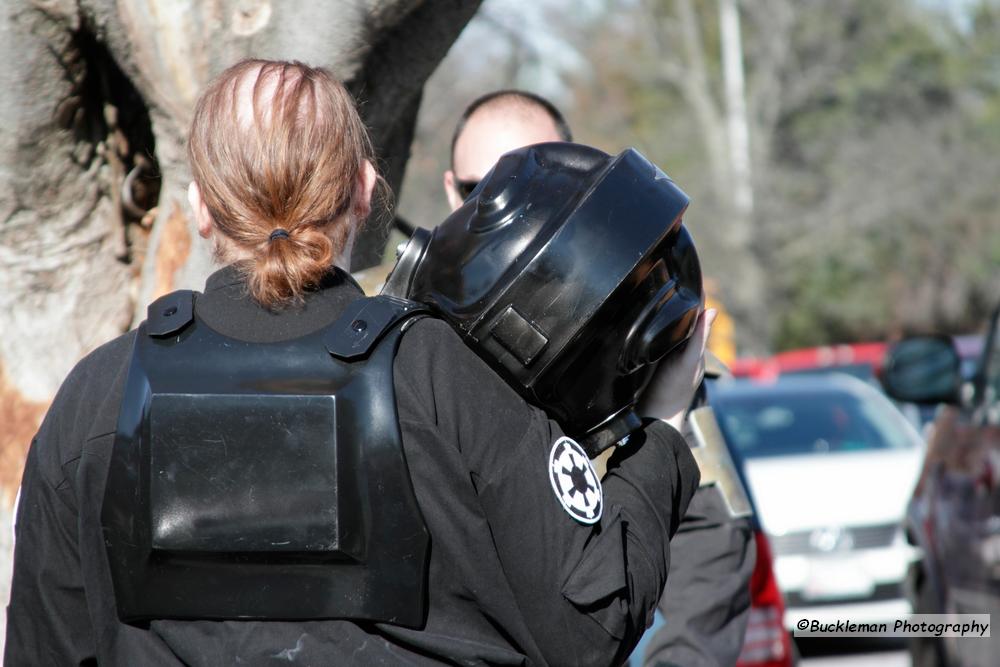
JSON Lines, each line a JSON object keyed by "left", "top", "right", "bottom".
{"left": 0, "top": 0, "right": 480, "bottom": 498}
{"left": 649, "top": 0, "right": 769, "bottom": 352}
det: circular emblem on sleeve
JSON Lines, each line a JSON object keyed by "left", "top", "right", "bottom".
{"left": 548, "top": 437, "right": 603, "bottom": 524}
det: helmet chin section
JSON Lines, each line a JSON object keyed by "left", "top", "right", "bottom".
{"left": 580, "top": 408, "right": 643, "bottom": 458}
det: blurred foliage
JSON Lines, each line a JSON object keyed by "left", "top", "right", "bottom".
{"left": 759, "top": 0, "right": 1000, "bottom": 348}
{"left": 399, "top": 0, "right": 1000, "bottom": 352}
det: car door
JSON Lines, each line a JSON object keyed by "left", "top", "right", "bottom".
{"left": 935, "top": 305, "right": 1000, "bottom": 664}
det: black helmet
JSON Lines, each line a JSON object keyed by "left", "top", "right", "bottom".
{"left": 384, "top": 142, "right": 702, "bottom": 455}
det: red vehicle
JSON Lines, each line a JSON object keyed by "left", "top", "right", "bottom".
{"left": 737, "top": 530, "right": 795, "bottom": 667}
{"left": 732, "top": 343, "right": 889, "bottom": 382}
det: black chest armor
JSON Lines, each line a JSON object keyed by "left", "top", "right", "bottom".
{"left": 102, "top": 291, "right": 430, "bottom": 626}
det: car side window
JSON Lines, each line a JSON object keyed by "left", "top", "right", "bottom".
{"left": 985, "top": 309, "right": 1000, "bottom": 405}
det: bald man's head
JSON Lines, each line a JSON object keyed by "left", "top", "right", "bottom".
{"left": 444, "top": 90, "right": 571, "bottom": 211}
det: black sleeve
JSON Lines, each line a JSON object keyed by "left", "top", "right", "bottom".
{"left": 4, "top": 334, "right": 132, "bottom": 667}
{"left": 396, "top": 319, "right": 700, "bottom": 665}
{"left": 5, "top": 428, "right": 96, "bottom": 665}
{"left": 642, "top": 488, "right": 756, "bottom": 667}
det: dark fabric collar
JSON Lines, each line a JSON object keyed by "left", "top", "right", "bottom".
{"left": 203, "top": 263, "right": 364, "bottom": 294}
{"left": 203, "top": 264, "right": 246, "bottom": 292}
{"left": 195, "top": 264, "right": 365, "bottom": 343}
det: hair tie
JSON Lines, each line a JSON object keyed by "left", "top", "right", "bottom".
{"left": 269, "top": 228, "right": 290, "bottom": 242}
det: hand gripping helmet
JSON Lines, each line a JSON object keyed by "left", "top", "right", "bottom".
{"left": 384, "top": 142, "right": 702, "bottom": 455}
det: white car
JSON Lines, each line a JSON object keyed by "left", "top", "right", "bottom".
{"left": 710, "top": 374, "right": 925, "bottom": 629}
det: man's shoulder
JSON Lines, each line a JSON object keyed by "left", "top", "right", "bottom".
{"left": 393, "top": 315, "right": 471, "bottom": 391}
{"left": 395, "top": 315, "right": 503, "bottom": 385}
{"left": 397, "top": 315, "right": 464, "bottom": 353}
{"left": 39, "top": 329, "right": 138, "bottom": 460}
{"left": 392, "top": 315, "right": 531, "bottom": 426}
{"left": 20, "top": 327, "right": 137, "bottom": 492}
{"left": 63, "top": 329, "right": 137, "bottom": 399}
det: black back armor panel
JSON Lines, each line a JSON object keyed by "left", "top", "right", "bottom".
{"left": 102, "top": 291, "right": 430, "bottom": 626}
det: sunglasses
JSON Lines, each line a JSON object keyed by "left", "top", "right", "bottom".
{"left": 454, "top": 178, "right": 481, "bottom": 200}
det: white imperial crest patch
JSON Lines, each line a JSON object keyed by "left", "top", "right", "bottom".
{"left": 548, "top": 437, "right": 603, "bottom": 524}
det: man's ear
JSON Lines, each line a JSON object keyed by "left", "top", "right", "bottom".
{"left": 443, "top": 169, "right": 464, "bottom": 212}
{"left": 188, "top": 181, "right": 213, "bottom": 238}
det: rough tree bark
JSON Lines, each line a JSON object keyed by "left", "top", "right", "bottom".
{"left": 0, "top": 0, "right": 481, "bottom": 499}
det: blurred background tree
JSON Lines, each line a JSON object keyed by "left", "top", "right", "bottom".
{"left": 399, "top": 0, "right": 1000, "bottom": 352}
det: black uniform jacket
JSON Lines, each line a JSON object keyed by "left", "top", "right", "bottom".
{"left": 5, "top": 266, "right": 699, "bottom": 667}
{"left": 644, "top": 489, "right": 755, "bottom": 667}
{"left": 643, "top": 406, "right": 756, "bottom": 667}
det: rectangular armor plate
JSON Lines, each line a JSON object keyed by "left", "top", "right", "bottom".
{"left": 489, "top": 305, "right": 549, "bottom": 366}
{"left": 148, "top": 393, "right": 363, "bottom": 558}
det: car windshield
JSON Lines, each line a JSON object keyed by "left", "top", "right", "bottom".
{"left": 782, "top": 363, "right": 876, "bottom": 382}
{"left": 712, "top": 384, "right": 919, "bottom": 459}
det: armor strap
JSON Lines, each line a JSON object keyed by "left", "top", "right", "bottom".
{"left": 326, "top": 294, "right": 429, "bottom": 360}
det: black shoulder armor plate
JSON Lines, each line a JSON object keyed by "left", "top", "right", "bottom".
{"left": 102, "top": 294, "right": 431, "bottom": 626}
{"left": 146, "top": 290, "right": 195, "bottom": 337}
{"left": 326, "top": 294, "right": 428, "bottom": 360}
